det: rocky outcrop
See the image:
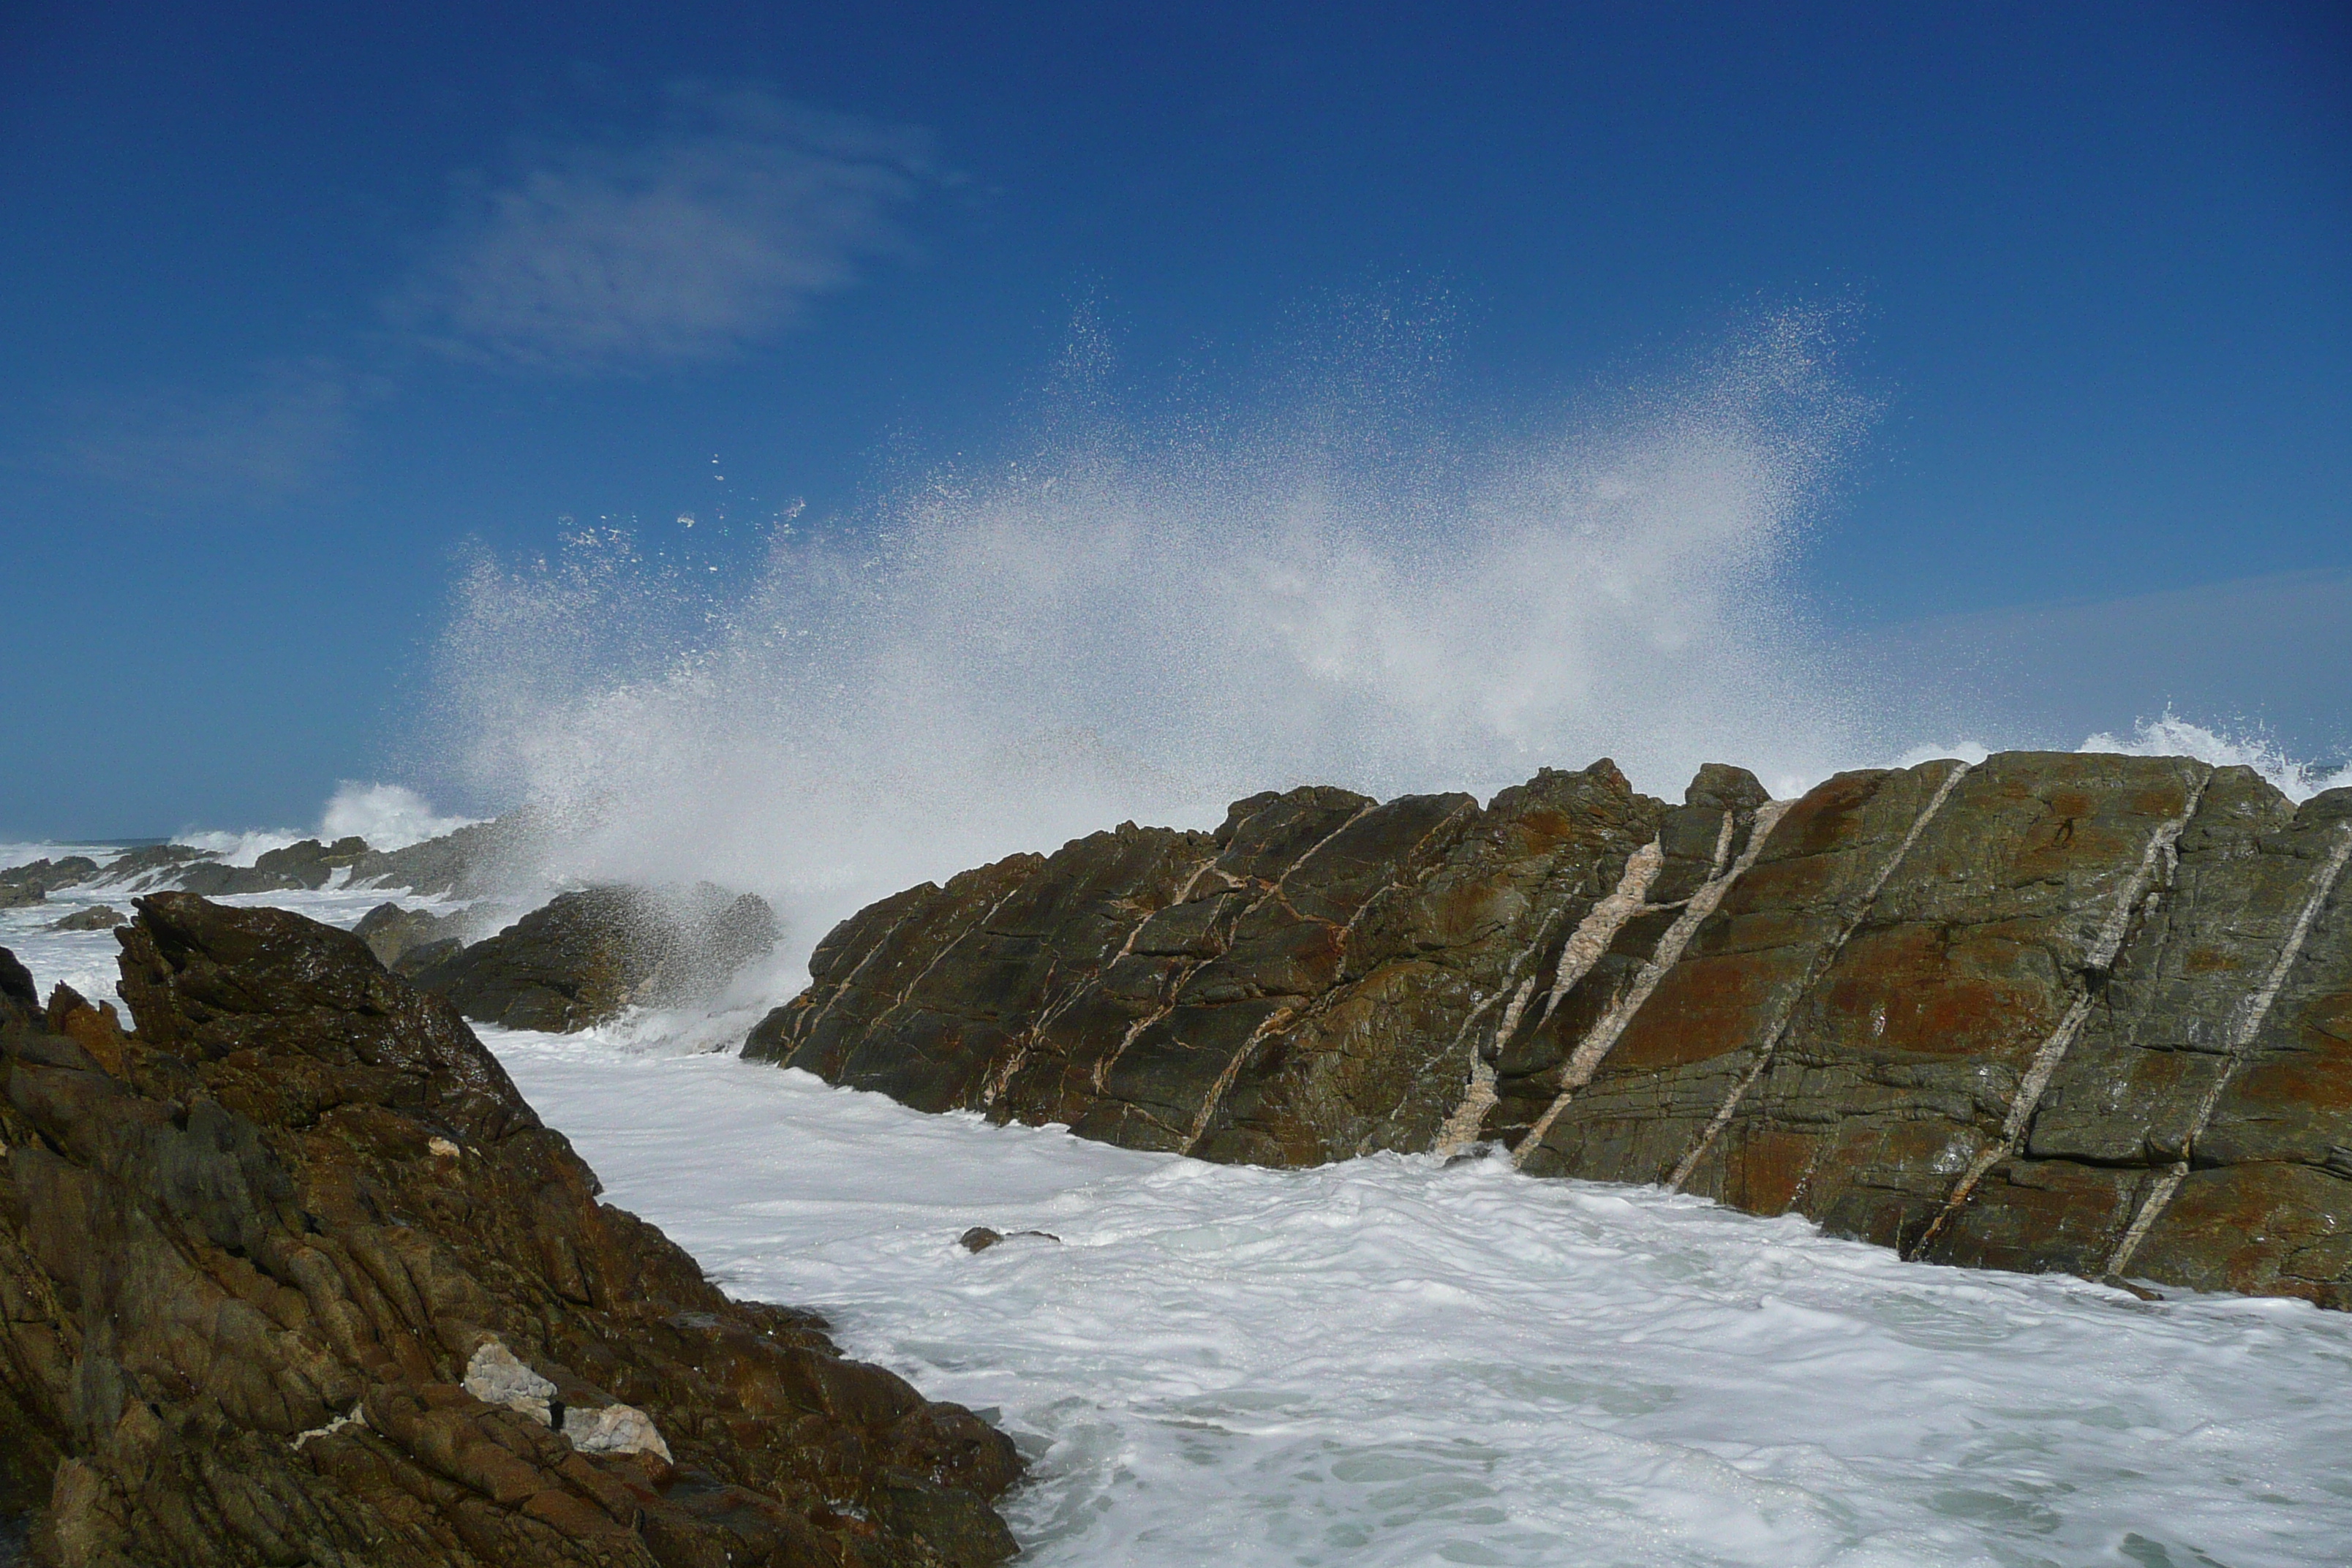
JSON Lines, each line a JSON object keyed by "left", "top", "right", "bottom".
{"left": 348, "top": 815, "right": 537, "bottom": 900}
{"left": 176, "top": 837, "right": 373, "bottom": 897}
{"left": 413, "top": 887, "right": 780, "bottom": 1033}
{"left": 355, "top": 903, "right": 469, "bottom": 976}
{"left": 0, "top": 860, "right": 99, "bottom": 908}
{"left": 747, "top": 752, "right": 2352, "bottom": 1308}
{"left": 86, "top": 845, "right": 218, "bottom": 890}
{"left": 42, "top": 908, "right": 122, "bottom": 935}
{"left": 0, "top": 897, "right": 1020, "bottom": 1565}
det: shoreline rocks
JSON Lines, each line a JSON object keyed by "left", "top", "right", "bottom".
{"left": 0, "top": 897, "right": 1019, "bottom": 1565}
{"left": 410, "top": 886, "right": 780, "bottom": 1033}
{"left": 746, "top": 751, "right": 2352, "bottom": 1309}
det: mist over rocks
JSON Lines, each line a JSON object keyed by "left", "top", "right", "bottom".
{"left": 408, "top": 885, "right": 781, "bottom": 1034}
{"left": 0, "top": 896, "right": 1020, "bottom": 1566}
{"left": 745, "top": 750, "right": 2352, "bottom": 1310}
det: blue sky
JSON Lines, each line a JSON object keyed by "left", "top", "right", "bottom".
{"left": 1, "top": 2, "right": 2345, "bottom": 836}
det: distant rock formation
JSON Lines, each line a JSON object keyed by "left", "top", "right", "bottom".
{"left": 0, "top": 896, "right": 1019, "bottom": 1565}
{"left": 42, "top": 907, "right": 121, "bottom": 934}
{"left": 746, "top": 752, "right": 2352, "bottom": 1308}
{"left": 176, "top": 837, "right": 373, "bottom": 897}
{"left": 346, "top": 813, "right": 542, "bottom": 900}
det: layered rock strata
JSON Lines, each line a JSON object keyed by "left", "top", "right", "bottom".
{"left": 0, "top": 896, "right": 1019, "bottom": 1566}
{"left": 747, "top": 753, "right": 2352, "bottom": 1308}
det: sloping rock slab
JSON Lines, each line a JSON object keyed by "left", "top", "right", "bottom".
{"left": 748, "top": 752, "right": 2352, "bottom": 1308}
{"left": 0, "top": 896, "right": 1018, "bottom": 1566}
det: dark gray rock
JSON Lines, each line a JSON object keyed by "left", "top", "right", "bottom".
{"left": 0, "top": 859, "right": 97, "bottom": 903}
{"left": 414, "top": 885, "right": 780, "bottom": 1033}
{"left": 42, "top": 907, "right": 122, "bottom": 933}
{"left": 174, "top": 836, "right": 372, "bottom": 897}
{"left": 957, "top": 1227, "right": 1060, "bottom": 1253}
{"left": 348, "top": 813, "right": 538, "bottom": 899}
{"left": 88, "top": 845, "right": 216, "bottom": 889}
{"left": 353, "top": 902, "right": 467, "bottom": 972}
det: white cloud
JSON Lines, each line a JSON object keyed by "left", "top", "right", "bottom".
{"left": 407, "top": 84, "right": 940, "bottom": 374}
{"left": 53, "top": 358, "right": 358, "bottom": 501}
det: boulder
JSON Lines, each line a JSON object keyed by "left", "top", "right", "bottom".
{"left": 0, "top": 897, "right": 1019, "bottom": 1565}
{"left": 746, "top": 753, "right": 2352, "bottom": 1308}
{"left": 414, "top": 886, "right": 780, "bottom": 1033}
{"left": 42, "top": 908, "right": 122, "bottom": 934}
{"left": 354, "top": 902, "right": 469, "bottom": 973}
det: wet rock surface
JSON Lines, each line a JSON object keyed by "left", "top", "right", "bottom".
{"left": 42, "top": 908, "right": 122, "bottom": 934}
{"left": 347, "top": 815, "right": 538, "bottom": 900}
{"left": 176, "top": 836, "right": 373, "bottom": 897}
{"left": 84, "top": 845, "right": 218, "bottom": 892}
{"left": 0, "top": 897, "right": 1019, "bottom": 1566}
{"left": 750, "top": 751, "right": 2352, "bottom": 1308}
{"left": 355, "top": 902, "right": 470, "bottom": 976}
{"left": 0, "top": 861, "right": 99, "bottom": 908}
{"left": 412, "top": 886, "right": 780, "bottom": 1033}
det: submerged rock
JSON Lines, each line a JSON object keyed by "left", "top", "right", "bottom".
{"left": 413, "top": 885, "right": 780, "bottom": 1033}
{"left": 42, "top": 906, "right": 122, "bottom": 933}
{"left": 0, "top": 897, "right": 1019, "bottom": 1565}
{"left": 747, "top": 751, "right": 2352, "bottom": 1310}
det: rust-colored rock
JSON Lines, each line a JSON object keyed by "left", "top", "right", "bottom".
{"left": 0, "top": 895, "right": 1019, "bottom": 1565}
{"left": 747, "top": 752, "right": 2352, "bottom": 1308}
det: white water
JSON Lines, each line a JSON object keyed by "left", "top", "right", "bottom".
{"left": 7, "top": 880, "right": 2351, "bottom": 1567}
{"left": 414, "top": 314, "right": 1879, "bottom": 975}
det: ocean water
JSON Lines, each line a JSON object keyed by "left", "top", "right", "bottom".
{"left": 5, "top": 866, "right": 2351, "bottom": 1567}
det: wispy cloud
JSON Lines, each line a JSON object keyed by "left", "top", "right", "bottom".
{"left": 49, "top": 359, "right": 360, "bottom": 503}
{"left": 404, "top": 84, "right": 941, "bottom": 374}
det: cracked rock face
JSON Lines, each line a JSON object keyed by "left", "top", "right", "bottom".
{"left": 0, "top": 895, "right": 1019, "bottom": 1566}
{"left": 747, "top": 751, "right": 2352, "bottom": 1308}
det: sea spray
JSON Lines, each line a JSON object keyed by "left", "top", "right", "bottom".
{"left": 417, "top": 312, "right": 1877, "bottom": 972}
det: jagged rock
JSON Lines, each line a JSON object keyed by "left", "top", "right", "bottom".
{"left": 747, "top": 752, "right": 2352, "bottom": 1309}
{"left": 0, "top": 860, "right": 97, "bottom": 904}
{"left": 350, "top": 814, "right": 536, "bottom": 899}
{"left": 0, "top": 897, "right": 1020, "bottom": 1566}
{"left": 87, "top": 845, "right": 217, "bottom": 889}
{"left": 42, "top": 908, "right": 122, "bottom": 934}
{"left": 414, "top": 886, "right": 780, "bottom": 1033}
{"left": 355, "top": 902, "right": 470, "bottom": 973}
{"left": 176, "top": 836, "right": 372, "bottom": 897}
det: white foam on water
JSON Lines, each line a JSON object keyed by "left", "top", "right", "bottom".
{"left": 2080, "top": 712, "right": 2352, "bottom": 804}
{"left": 319, "top": 782, "right": 478, "bottom": 850}
{"left": 483, "top": 1028, "right": 2352, "bottom": 1568}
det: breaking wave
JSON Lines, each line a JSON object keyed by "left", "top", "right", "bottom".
{"left": 419, "top": 312, "right": 1884, "bottom": 960}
